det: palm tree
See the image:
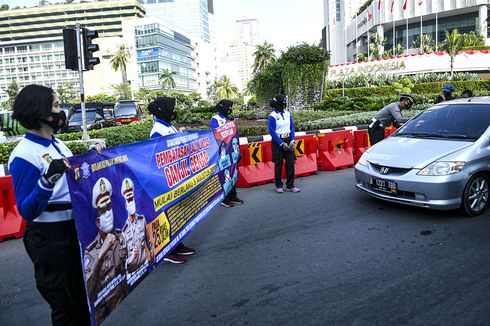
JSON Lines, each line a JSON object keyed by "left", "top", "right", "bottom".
{"left": 253, "top": 41, "right": 276, "bottom": 75}
{"left": 442, "top": 29, "right": 463, "bottom": 79}
{"left": 208, "top": 75, "right": 239, "bottom": 100}
{"left": 412, "top": 34, "right": 435, "bottom": 53}
{"left": 109, "top": 44, "right": 131, "bottom": 84}
{"left": 158, "top": 69, "right": 176, "bottom": 92}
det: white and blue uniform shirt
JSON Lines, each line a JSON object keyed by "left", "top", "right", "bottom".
{"left": 268, "top": 110, "right": 296, "bottom": 146}
{"left": 150, "top": 118, "right": 178, "bottom": 138}
{"left": 210, "top": 113, "right": 228, "bottom": 129}
{"left": 8, "top": 133, "right": 73, "bottom": 222}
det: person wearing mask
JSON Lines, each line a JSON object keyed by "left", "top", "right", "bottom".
{"left": 368, "top": 94, "right": 414, "bottom": 145}
{"left": 148, "top": 97, "right": 196, "bottom": 264}
{"left": 8, "top": 84, "right": 103, "bottom": 325}
{"left": 210, "top": 99, "right": 244, "bottom": 208}
{"left": 435, "top": 84, "right": 455, "bottom": 103}
{"left": 268, "top": 94, "right": 300, "bottom": 193}
{"left": 461, "top": 89, "right": 473, "bottom": 98}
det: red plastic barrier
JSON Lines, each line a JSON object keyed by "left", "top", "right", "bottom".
{"left": 281, "top": 134, "right": 318, "bottom": 178}
{"left": 353, "top": 130, "right": 369, "bottom": 163}
{"left": 384, "top": 126, "right": 397, "bottom": 138}
{"left": 0, "top": 176, "right": 26, "bottom": 242}
{"left": 237, "top": 141, "right": 275, "bottom": 188}
{"left": 317, "top": 130, "right": 354, "bottom": 171}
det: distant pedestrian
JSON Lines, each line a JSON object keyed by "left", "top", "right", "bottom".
{"left": 210, "top": 99, "right": 244, "bottom": 208}
{"left": 368, "top": 93, "right": 414, "bottom": 145}
{"left": 461, "top": 89, "right": 473, "bottom": 98}
{"left": 268, "top": 94, "right": 300, "bottom": 193}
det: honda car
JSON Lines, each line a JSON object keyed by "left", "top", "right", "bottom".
{"left": 355, "top": 98, "right": 490, "bottom": 216}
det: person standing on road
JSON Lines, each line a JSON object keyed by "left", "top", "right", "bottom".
{"left": 268, "top": 94, "right": 300, "bottom": 193}
{"left": 210, "top": 99, "right": 244, "bottom": 208}
{"left": 8, "top": 84, "right": 104, "bottom": 325}
{"left": 368, "top": 93, "right": 414, "bottom": 146}
{"left": 149, "top": 96, "right": 196, "bottom": 264}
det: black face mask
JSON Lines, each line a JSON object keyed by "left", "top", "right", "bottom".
{"left": 43, "top": 110, "right": 66, "bottom": 133}
{"left": 171, "top": 109, "right": 177, "bottom": 121}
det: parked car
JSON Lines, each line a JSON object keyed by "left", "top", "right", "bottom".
{"left": 115, "top": 100, "right": 141, "bottom": 125}
{"left": 66, "top": 108, "right": 107, "bottom": 133}
{"left": 355, "top": 98, "right": 490, "bottom": 216}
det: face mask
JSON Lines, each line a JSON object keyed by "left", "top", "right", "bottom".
{"left": 43, "top": 110, "right": 66, "bottom": 133}
{"left": 126, "top": 200, "right": 136, "bottom": 215}
{"left": 171, "top": 109, "right": 177, "bottom": 121}
{"left": 99, "top": 209, "right": 114, "bottom": 233}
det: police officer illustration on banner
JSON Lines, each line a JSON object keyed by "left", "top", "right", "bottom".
{"left": 231, "top": 137, "right": 240, "bottom": 163}
{"left": 218, "top": 141, "right": 232, "bottom": 170}
{"left": 120, "top": 177, "right": 154, "bottom": 285}
{"left": 84, "top": 177, "right": 128, "bottom": 325}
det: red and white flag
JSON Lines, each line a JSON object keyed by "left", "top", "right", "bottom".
{"left": 367, "top": 7, "right": 372, "bottom": 20}
{"left": 378, "top": 0, "right": 382, "bottom": 10}
{"left": 390, "top": 0, "right": 395, "bottom": 13}
{"left": 403, "top": 0, "right": 408, "bottom": 10}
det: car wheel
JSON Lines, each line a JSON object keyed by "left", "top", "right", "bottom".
{"left": 460, "top": 173, "right": 490, "bottom": 217}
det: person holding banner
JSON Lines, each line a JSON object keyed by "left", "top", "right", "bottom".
{"left": 210, "top": 99, "right": 244, "bottom": 208}
{"left": 8, "top": 84, "right": 92, "bottom": 325}
{"left": 148, "top": 96, "right": 196, "bottom": 264}
{"left": 85, "top": 177, "right": 128, "bottom": 325}
{"left": 268, "top": 94, "right": 301, "bottom": 193}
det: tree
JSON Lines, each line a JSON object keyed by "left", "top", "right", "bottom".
{"left": 412, "top": 34, "right": 435, "bottom": 53}
{"left": 369, "top": 32, "right": 385, "bottom": 60}
{"left": 461, "top": 31, "right": 485, "bottom": 47}
{"left": 2, "top": 80, "right": 19, "bottom": 110}
{"left": 442, "top": 29, "right": 463, "bottom": 79}
{"left": 158, "top": 69, "right": 176, "bottom": 92}
{"left": 253, "top": 41, "right": 276, "bottom": 75}
{"left": 0, "top": 4, "right": 9, "bottom": 10}
{"left": 110, "top": 82, "right": 131, "bottom": 100}
{"left": 109, "top": 44, "right": 130, "bottom": 84}
{"left": 56, "top": 82, "right": 77, "bottom": 103}
{"left": 208, "top": 75, "right": 239, "bottom": 101}
{"left": 395, "top": 43, "right": 405, "bottom": 55}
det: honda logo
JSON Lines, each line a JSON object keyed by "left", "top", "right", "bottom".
{"left": 380, "top": 166, "right": 390, "bottom": 175}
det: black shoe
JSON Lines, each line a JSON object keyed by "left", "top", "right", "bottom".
{"left": 220, "top": 200, "right": 233, "bottom": 208}
{"left": 229, "top": 197, "right": 244, "bottom": 205}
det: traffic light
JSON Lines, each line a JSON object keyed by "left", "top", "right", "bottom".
{"left": 82, "top": 28, "right": 100, "bottom": 70}
{"left": 63, "top": 28, "right": 78, "bottom": 71}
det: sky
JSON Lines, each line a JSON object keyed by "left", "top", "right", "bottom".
{"left": 1, "top": 0, "right": 325, "bottom": 52}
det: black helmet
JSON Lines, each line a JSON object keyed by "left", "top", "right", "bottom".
{"left": 148, "top": 97, "right": 177, "bottom": 122}
{"left": 270, "top": 94, "right": 287, "bottom": 111}
{"left": 399, "top": 93, "right": 414, "bottom": 106}
{"left": 216, "top": 99, "right": 233, "bottom": 117}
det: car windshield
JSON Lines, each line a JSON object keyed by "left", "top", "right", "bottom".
{"left": 396, "top": 104, "right": 490, "bottom": 141}
{"left": 115, "top": 103, "right": 137, "bottom": 118}
{"left": 69, "top": 111, "right": 97, "bottom": 122}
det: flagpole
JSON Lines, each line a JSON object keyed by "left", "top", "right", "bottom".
{"left": 406, "top": 17, "right": 408, "bottom": 53}
{"left": 435, "top": 11, "right": 438, "bottom": 51}
{"left": 368, "top": 28, "right": 371, "bottom": 59}
{"left": 355, "top": 14, "right": 358, "bottom": 60}
{"left": 420, "top": 15, "right": 423, "bottom": 53}
{"left": 392, "top": 0, "right": 395, "bottom": 54}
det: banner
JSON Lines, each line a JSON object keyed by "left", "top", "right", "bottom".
{"left": 66, "top": 121, "right": 239, "bottom": 325}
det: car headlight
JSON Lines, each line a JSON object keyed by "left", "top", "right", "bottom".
{"left": 417, "top": 161, "right": 465, "bottom": 176}
{"left": 357, "top": 152, "right": 368, "bottom": 166}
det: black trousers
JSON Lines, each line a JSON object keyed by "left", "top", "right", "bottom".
{"left": 225, "top": 186, "right": 238, "bottom": 201}
{"left": 23, "top": 220, "right": 90, "bottom": 326}
{"left": 368, "top": 125, "right": 385, "bottom": 146}
{"left": 271, "top": 137, "right": 296, "bottom": 188}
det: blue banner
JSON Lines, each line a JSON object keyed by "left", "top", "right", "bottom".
{"left": 66, "top": 121, "right": 239, "bottom": 325}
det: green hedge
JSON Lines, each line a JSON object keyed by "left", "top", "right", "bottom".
{"left": 325, "top": 85, "right": 395, "bottom": 98}
{"left": 460, "top": 46, "right": 490, "bottom": 51}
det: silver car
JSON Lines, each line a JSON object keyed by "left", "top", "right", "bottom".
{"left": 355, "top": 98, "right": 490, "bottom": 216}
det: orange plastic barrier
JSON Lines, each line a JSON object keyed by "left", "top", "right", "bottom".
{"left": 317, "top": 130, "right": 354, "bottom": 171}
{"left": 237, "top": 141, "right": 275, "bottom": 188}
{"left": 384, "top": 126, "right": 397, "bottom": 138}
{"left": 0, "top": 176, "right": 26, "bottom": 242}
{"left": 281, "top": 134, "right": 318, "bottom": 178}
{"left": 353, "top": 130, "right": 369, "bottom": 163}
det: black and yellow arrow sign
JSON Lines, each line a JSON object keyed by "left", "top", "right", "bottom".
{"left": 294, "top": 139, "right": 304, "bottom": 157}
{"left": 248, "top": 143, "right": 262, "bottom": 164}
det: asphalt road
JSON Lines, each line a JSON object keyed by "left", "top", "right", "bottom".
{"left": 1, "top": 169, "right": 490, "bottom": 326}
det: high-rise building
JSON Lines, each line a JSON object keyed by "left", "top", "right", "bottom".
{"left": 122, "top": 17, "right": 197, "bottom": 93}
{"left": 0, "top": 0, "right": 145, "bottom": 102}
{"left": 139, "top": 0, "right": 217, "bottom": 97}
{"left": 236, "top": 18, "right": 260, "bottom": 46}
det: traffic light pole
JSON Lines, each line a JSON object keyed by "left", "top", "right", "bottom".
{"left": 75, "top": 23, "right": 89, "bottom": 141}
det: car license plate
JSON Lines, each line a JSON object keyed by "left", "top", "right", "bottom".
{"left": 370, "top": 177, "right": 397, "bottom": 194}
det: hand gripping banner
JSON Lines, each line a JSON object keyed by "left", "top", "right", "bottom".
{"left": 66, "top": 121, "right": 239, "bottom": 325}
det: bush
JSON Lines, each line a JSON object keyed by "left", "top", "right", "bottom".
{"left": 412, "top": 80, "right": 490, "bottom": 95}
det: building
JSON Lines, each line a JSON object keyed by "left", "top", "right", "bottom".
{"left": 139, "top": 0, "right": 217, "bottom": 97}
{"left": 122, "top": 17, "right": 197, "bottom": 93}
{"left": 236, "top": 17, "right": 260, "bottom": 46}
{"left": 0, "top": 0, "right": 145, "bottom": 102}
{"left": 324, "top": 0, "right": 489, "bottom": 65}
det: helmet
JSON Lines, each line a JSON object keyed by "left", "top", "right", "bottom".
{"left": 399, "top": 93, "right": 414, "bottom": 105}
{"left": 443, "top": 84, "right": 455, "bottom": 93}
{"left": 92, "top": 177, "right": 112, "bottom": 209}
{"left": 216, "top": 99, "right": 233, "bottom": 116}
{"left": 148, "top": 97, "right": 177, "bottom": 122}
{"left": 270, "top": 94, "right": 287, "bottom": 110}
{"left": 120, "top": 178, "right": 134, "bottom": 200}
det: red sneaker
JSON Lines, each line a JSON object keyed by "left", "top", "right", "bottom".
{"left": 173, "top": 246, "right": 196, "bottom": 256}
{"left": 163, "top": 254, "right": 187, "bottom": 264}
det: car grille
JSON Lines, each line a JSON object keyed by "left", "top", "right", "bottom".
{"left": 370, "top": 163, "right": 412, "bottom": 175}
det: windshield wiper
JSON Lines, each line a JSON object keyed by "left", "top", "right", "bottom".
{"left": 440, "top": 134, "right": 478, "bottom": 140}
{"left": 397, "top": 132, "right": 444, "bottom": 138}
